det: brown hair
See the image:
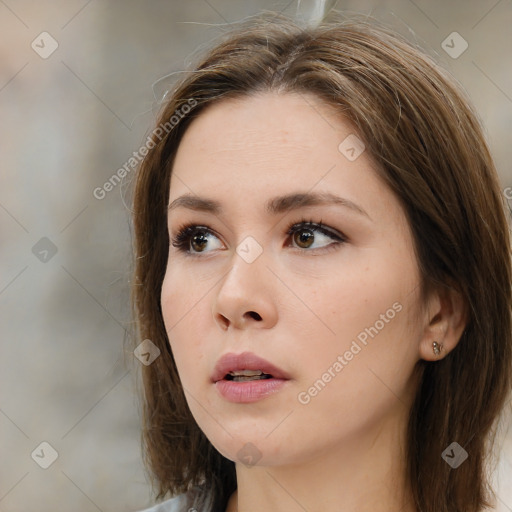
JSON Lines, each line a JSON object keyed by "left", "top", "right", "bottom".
{"left": 131, "top": 12, "right": 512, "bottom": 512}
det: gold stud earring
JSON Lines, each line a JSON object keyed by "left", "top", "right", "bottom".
{"left": 432, "top": 341, "right": 443, "bottom": 356}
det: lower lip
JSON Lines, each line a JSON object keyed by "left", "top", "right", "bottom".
{"left": 215, "top": 378, "right": 288, "bottom": 403}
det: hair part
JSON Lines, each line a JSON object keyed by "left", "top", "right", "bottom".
{"left": 131, "top": 12, "right": 512, "bottom": 512}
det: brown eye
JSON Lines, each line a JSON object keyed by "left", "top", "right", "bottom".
{"left": 190, "top": 232, "right": 209, "bottom": 252}
{"left": 288, "top": 221, "right": 345, "bottom": 251}
{"left": 293, "top": 229, "right": 315, "bottom": 249}
{"left": 171, "top": 225, "right": 223, "bottom": 254}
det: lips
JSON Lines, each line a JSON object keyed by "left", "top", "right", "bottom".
{"left": 211, "top": 351, "right": 291, "bottom": 383}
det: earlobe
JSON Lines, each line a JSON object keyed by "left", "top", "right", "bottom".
{"left": 432, "top": 341, "right": 443, "bottom": 356}
{"left": 419, "top": 284, "right": 468, "bottom": 361}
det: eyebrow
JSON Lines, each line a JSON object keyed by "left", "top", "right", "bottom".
{"left": 168, "top": 192, "right": 371, "bottom": 220}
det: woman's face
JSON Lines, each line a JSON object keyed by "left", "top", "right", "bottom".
{"left": 161, "top": 91, "right": 426, "bottom": 467}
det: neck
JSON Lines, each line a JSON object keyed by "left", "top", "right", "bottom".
{"left": 226, "top": 403, "right": 416, "bottom": 512}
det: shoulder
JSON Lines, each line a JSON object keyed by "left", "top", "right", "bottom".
{"left": 136, "top": 487, "right": 212, "bottom": 512}
{"left": 137, "top": 493, "right": 187, "bottom": 512}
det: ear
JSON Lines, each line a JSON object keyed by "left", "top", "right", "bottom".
{"left": 419, "top": 283, "right": 468, "bottom": 361}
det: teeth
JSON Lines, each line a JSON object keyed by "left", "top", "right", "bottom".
{"left": 225, "top": 369, "right": 273, "bottom": 381}
{"left": 231, "top": 374, "right": 272, "bottom": 382}
{"left": 229, "top": 369, "right": 264, "bottom": 377}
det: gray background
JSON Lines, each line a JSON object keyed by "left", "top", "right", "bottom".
{"left": 1, "top": 1, "right": 511, "bottom": 511}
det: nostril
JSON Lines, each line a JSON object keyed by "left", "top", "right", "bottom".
{"left": 218, "top": 314, "right": 230, "bottom": 330}
{"left": 247, "top": 311, "right": 262, "bottom": 321}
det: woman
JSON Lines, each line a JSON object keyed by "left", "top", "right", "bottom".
{"left": 132, "top": 12, "right": 512, "bottom": 512}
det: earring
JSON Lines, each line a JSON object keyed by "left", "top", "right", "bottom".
{"left": 432, "top": 341, "right": 443, "bottom": 356}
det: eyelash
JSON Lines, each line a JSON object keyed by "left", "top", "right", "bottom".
{"left": 170, "top": 217, "right": 347, "bottom": 256}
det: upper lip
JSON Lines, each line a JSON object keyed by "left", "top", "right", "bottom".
{"left": 211, "top": 351, "right": 291, "bottom": 382}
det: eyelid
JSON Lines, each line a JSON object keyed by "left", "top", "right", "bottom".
{"left": 286, "top": 219, "right": 346, "bottom": 242}
{"left": 170, "top": 218, "right": 347, "bottom": 255}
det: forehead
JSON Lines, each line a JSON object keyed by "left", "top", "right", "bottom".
{"left": 170, "top": 91, "right": 376, "bottom": 191}
{"left": 178, "top": 92, "right": 337, "bottom": 146}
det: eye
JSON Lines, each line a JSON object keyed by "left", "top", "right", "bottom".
{"left": 286, "top": 219, "right": 346, "bottom": 251}
{"left": 171, "top": 224, "right": 223, "bottom": 254}
{"left": 170, "top": 219, "right": 346, "bottom": 256}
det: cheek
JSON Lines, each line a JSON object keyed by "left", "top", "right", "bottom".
{"left": 161, "top": 258, "right": 215, "bottom": 324}
{"left": 316, "top": 249, "right": 417, "bottom": 340}
{"left": 296, "top": 246, "right": 421, "bottom": 391}
{"left": 290, "top": 277, "right": 420, "bottom": 445}
{"left": 160, "top": 265, "right": 209, "bottom": 385}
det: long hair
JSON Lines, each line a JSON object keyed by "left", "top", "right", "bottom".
{"left": 131, "top": 12, "right": 512, "bottom": 512}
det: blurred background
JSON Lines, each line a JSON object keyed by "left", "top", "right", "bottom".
{"left": 1, "top": 1, "right": 511, "bottom": 511}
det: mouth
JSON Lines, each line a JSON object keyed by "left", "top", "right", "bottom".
{"left": 212, "top": 352, "right": 291, "bottom": 403}
{"left": 211, "top": 351, "right": 291, "bottom": 383}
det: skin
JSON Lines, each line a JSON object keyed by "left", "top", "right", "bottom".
{"left": 161, "top": 91, "right": 466, "bottom": 512}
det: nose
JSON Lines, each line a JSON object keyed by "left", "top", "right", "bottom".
{"left": 212, "top": 253, "right": 278, "bottom": 331}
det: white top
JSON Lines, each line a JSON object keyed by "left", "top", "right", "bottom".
{"left": 138, "top": 494, "right": 185, "bottom": 512}
{"left": 138, "top": 494, "right": 187, "bottom": 512}
{"left": 138, "top": 487, "right": 213, "bottom": 512}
